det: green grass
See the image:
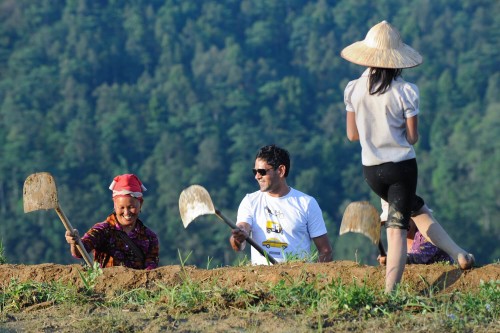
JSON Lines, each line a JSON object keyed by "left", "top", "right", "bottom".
{"left": 1, "top": 272, "right": 497, "bottom": 331}
{"left": 0, "top": 279, "right": 82, "bottom": 312}
{"left": 78, "top": 261, "right": 104, "bottom": 293}
{"left": 0, "top": 256, "right": 498, "bottom": 332}
{"left": 0, "top": 240, "right": 6, "bottom": 264}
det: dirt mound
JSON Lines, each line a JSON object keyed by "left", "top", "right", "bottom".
{"left": 1, "top": 261, "right": 498, "bottom": 294}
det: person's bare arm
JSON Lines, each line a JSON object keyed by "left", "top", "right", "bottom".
{"left": 312, "top": 234, "right": 333, "bottom": 262}
{"left": 65, "top": 229, "right": 82, "bottom": 258}
{"left": 229, "top": 222, "right": 251, "bottom": 251}
{"left": 346, "top": 112, "right": 359, "bottom": 141}
{"left": 405, "top": 115, "right": 419, "bottom": 145}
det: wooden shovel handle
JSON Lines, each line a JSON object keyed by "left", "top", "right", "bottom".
{"left": 215, "top": 209, "right": 278, "bottom": 265}
{"left": 378, "top": 240, "right": 386, "bottom": 257}
{"left": 55, "top": 207, "right": 94, "bottom": 267}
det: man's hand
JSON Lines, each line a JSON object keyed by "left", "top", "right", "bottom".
{"left": 377, "top": 255, "right": 387, "bottom": 266}
{"left": 229, "top": 228, "right": 248, "bottom": 251}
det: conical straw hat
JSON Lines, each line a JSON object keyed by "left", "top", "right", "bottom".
{"left": 341, "top": 21, "right": 422, "bottom": 69}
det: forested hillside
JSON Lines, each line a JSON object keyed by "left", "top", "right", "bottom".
{"left": 0, "top": 0, "right": 498, "bottom": 267}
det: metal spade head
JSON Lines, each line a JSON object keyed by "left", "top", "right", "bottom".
{"left": 23, "top": 172, "right": 60, "bottom": 213}
{"left": 178, "top": 185, "right": 216, "bottom": 228}
{"left": 339, "top": 201, "right": 381, "bottom": 245}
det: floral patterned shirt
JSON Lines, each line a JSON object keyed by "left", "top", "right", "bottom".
{"left": 74, "top": 213, "right": 159, "bottom": 269}
{"left": 407, "top": 231, "right": 453, "bottom": 265}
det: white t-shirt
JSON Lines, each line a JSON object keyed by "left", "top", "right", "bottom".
{"left": 237, "top": 187, "right": 328, "bottom": 265}
{"left": 344, "top": 69, "right": 420, "bottom": 166}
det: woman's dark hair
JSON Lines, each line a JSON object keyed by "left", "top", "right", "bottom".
{"left": 369, "top": 68, "right": 402, "bottom": 95}
{"left": 255, "top": 144, "right": 290, "bottom": 177}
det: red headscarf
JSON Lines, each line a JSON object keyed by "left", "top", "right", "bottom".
{"left": 109, "top": 174, "right": 147, "bottom": 201}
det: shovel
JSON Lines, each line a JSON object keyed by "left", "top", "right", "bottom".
{"left": 339, "top": 201, "right": 386, "bottom": 257}
{"left": 179, "top": 185, "right": 278, "bottom": 265}
{"left": 23, "top": 172, "right": 94, "bottom": 267}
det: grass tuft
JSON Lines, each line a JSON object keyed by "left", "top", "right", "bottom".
{"left": 0, "top": 240, "right": 7, "bottom": 264}
{"left": 1, "top": 279, "right": 80, "bottom": 312}
{"left": 78, "top": 261, "right": 103, "bottom": 293}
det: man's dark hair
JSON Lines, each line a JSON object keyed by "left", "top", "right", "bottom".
{"left": 255, "top": 144, "right": 290, "bottom": 177}
{"left": 369, "top": 67, "right": 402, "bottom": 95}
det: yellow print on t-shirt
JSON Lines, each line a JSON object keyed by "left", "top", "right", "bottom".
{"left": 262, "top": 237, "right": 288, "bottom": 250}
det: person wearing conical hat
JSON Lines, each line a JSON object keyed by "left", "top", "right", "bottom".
{"left": 341, "top": 21, "right": 474, "bottom": 292}
{"left": 65, "top": 174, "right": 159, "bottom": 269}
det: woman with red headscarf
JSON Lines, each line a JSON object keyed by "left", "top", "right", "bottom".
{"left": 65, "top": 174, "right": 159, "bottom": 269}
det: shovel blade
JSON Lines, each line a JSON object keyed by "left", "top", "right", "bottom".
{"left": 23, "top": 172, "right": 59, "bottom": 213}
{"left": 178, "top": 185, "right": 216, "bottom": 228}
{"left": 339, "top": 201, "right": 381, "bottom": 245}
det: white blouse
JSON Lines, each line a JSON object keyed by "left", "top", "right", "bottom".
{"left": 344, "top": 69, "right": 419, "bottom": 166}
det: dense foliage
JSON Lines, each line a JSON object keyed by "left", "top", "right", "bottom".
{"left": 0, "top": 0, "right": 498, "bottom": 267}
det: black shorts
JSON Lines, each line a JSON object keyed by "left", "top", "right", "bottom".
{"left": 363, "top": 158, "right": 424, "bottom": 229}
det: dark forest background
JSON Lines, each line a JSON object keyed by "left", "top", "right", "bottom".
{"left": 0, "top": 0, "right": 498, "bottom": 267}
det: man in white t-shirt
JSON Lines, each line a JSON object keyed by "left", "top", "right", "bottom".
{"left": 229, "top": 144, "right": 333, "bottom": 265}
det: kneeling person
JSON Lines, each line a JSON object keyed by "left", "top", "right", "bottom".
{"left": 378, "top": 199, "right": 453, "bottom": 265}
{"left": 230, "top": 144, "right": 333, "bottom": 265}
{"left": 65, "top": 174, "right": 159, "bottom": 269}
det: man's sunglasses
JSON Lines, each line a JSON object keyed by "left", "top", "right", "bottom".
{"left": 252, "top": 167, "right": 274, "bottom": 176}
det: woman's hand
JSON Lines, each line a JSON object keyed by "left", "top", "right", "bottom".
{"left": 65, "top": 229, "right": 81, "bottom": 257}
{"left": 377, "top": 255, "right": 387, "bottom": 266}
{"left": 65, "top": 229, "right": 79, "bottom": 244}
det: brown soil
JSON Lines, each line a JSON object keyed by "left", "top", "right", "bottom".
{"left": 1, "top": 261, "right": 498, "bottom": 294}
{"left": 1, "top": 261, "right": 499, "bottom": 332}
